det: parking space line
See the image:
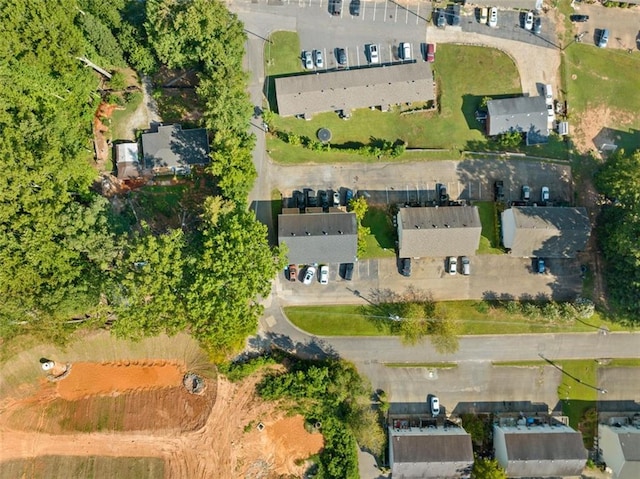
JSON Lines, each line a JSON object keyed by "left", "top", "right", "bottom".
{"left": 394, "top": 3, "right": 398, "bottom": 23}
{"left": 388, "top": 43, "right": 393, "bottom": 63}
{"left": 361, "top": 0, "right": 366, "bottom": 20}
{"left": 405, "top": 2, "right": 409, "bottom": 24}
{"left": 356, "top": 47, "right": 360, "bottom": 67}
{"left": 416, "top": 3, "right": 419, "bottom": 25}
{"left": 383, "top": 1, "right": 387, "bottom": 22}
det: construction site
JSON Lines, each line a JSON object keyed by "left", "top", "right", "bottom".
{"left": 0, "top": 332, "right": 323, "bottom": 478}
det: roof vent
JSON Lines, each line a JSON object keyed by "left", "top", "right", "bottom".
{"left": 338, "top": 230, "right": 343, "bottom": 235}
{"left": 445, "top": 224, "right": 450, "bottom": 228}
{"left": 291, "top": 232, "right": 296, "bottom": 236}
{"left": 306, "top": 232, "right": 311, "bottom": 236}
{"left": 432, "top": 224, "right": 437, "bottom": 228}
{"left": 322, "top": 231, "right": 328, "bottom": 235}
{"left": 415, "top": 225, "right": 420, "bottom": 229}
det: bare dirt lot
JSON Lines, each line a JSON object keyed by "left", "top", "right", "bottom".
{"left": 0, "top": 359, "right": 323, "bottom": 478}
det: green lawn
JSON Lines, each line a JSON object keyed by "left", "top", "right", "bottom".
{"left": 110, "top": 92, "right": 143, "bottom": 140}
{"left": 361, "top": 207, "right": 396, "bottom": 259}
{"left": 475, "top": 201, "right": 503, "bottom": 254}
{"left": 266, "top": 42, "right": 523, "bottom": 162}
{"left": 265, "top": 31, "right": 304, "bottom": 77}
{"left": 284, "top": 301, "right": 627, "bottom": 336}
{"left": 564, "top": 43, "right": 640, "bottom": 152}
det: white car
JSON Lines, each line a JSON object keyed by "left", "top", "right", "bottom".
{"left": 488, "top": 7, "right": 498, "bottom": 28}
{"left": 368, "top": 44, "right": 379, "bottom": 64}
{"left": 541, "top": 186, "right": 550, "bottom": 202}
{"left": 401, "top": 42, "right": 411, "bottom": 60}
{"left": 524, "top": 11, "right": 534, "bottom": 31}
{"left": 448, "top": 257, "right": 457, "bottom": 275}
{"left": 320, "top": 265, "right": 329, "bottom": 284}
{"left": 430, "top": 396, "right": 440, "bottom": 416}
{"left": 333, "top": 191, "right": 340, "bottom": 206}
{"left": 314, "top": 50, "right": 324, "bottom": 68}
{"left": 303, "top": 51, "right": 313, "bottom": 70}
{"left": 303, "top": 265, "right": 316, "bottom": 285}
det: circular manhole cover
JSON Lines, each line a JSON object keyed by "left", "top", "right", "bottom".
{"left": 317, "top": 128, "right": 332, "bottom": 143}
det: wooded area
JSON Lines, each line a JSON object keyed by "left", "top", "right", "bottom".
{"left": 595, "top": 149, "right": 640, "bottom": 321}
{"left": 0, "top": 0, "right": 281, "bottom": 356}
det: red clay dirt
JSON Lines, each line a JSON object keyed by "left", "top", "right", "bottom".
{"left": 0, "top": 361, "right": 323, "bottom": 478}
{"left": 57, "top": 361, "right": 183, "bottom": 400}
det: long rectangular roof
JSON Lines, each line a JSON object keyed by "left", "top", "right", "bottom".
{"left": 275, "top": 62, "right": 434, "bottom": 117}
{"left": 390, "top": 429, "right": 474, "bottom": 478}
{"left": 398, "top": 206, "right": 482, "bottom": 257}
{"left": 498, "top": 426, "right": 587, "bottom": 477}
{"left": 278, "top": 212, "right": 358, "bottom": 264}
{"left": 486, "top": 96, "right": 548, "bottom": 140}
{"left": 502, "top": 206, "right": 591, "bottom": 258}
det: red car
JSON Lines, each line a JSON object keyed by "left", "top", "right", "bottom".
{"left": 288, "top": 264, "right": 297, "bottom": 282}
{"left": 426, "top": 43, "right": 436, "bottom": 63}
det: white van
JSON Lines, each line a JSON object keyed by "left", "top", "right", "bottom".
{"left": 544, "top": 84, "right": 553, "bottom": 106}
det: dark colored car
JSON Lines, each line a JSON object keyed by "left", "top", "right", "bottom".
{"left": 341, "top": 263, "right": 354, "bottom": 280}
{"left": 337, "top": 48, "right": 347, "bottom": 66}
{"left": 435, "top": 9, "right": 446, "bottom": 28}
{"left": 345, "top": 188, "right": 354, "bottom": 205}
{"left": 288, "top": 264, "right": 298, "bottom": 282}
{"left": 329, "top": 0, "right": 341, "bottom": 15}
{"left": 533, "top": 17, "right": 542, "bottom": 34}
{"left": 450, "top": 4, "right": 461, "bottom": 26}
{"left": 400, "top": 258, "right": 412, "bottom": 277}
{"left": 537, "top": 258, "right": 546, "bottom": 274}
{"left": 350, "top": 0, "right": 360, "bottom": 16}
{"left": 319, "top": 190, "right": 329, "bottom": 209}
{"left": 306, "top": 188, "right": 317, "bottom": 207}
{"left": 494, "top": 180, "right": 504, "bottom": 202}
{"left": 570, "top": 14, "right": 589, "bottom": 22}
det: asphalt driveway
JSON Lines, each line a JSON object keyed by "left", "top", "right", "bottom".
{"left": 570, "top": 3, "right": 640, "bottom": 51}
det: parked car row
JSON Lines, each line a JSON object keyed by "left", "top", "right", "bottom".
{"left": 291, "top": 188, "right": 353, "bottom": 210}
{"left": 301, "top": 50, "right": 324, "bottom": 70}
{"left": 288, "top": 263, "right": 355, "bottom": 284}
{"left": 448, "top": 256, "right": 471, "bottom": 275}
{"left": 493, "top": 181, "right": 550, "bottom": 203}
{"left": 434, "top": 5, "right": 460, "bottom": 27}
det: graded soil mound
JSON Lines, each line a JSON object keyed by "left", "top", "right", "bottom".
{"left": 57, "top": 361, "right": 184, "bottom": 400}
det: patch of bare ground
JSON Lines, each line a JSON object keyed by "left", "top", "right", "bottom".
{"left": 0, "top": 363, "right": 323, "bottom": 479}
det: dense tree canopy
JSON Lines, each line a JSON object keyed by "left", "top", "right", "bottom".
{"left": 594, "top": 149, "right": 640, "bottom": 320}
{"left": 0, "top": 0, "right": 116, "bottom": 336}
{"left": 1, "top": 0, "right": 281, "bottom": 356}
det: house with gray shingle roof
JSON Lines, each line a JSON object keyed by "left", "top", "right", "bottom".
{"left": 275, "top": 62, "right": 435, "bottom": 118}
{"left": 397, "top": 206, "right": 482, "bottom": 258}
{"left": 389, "top": 422, "right": 474, "bottom": 479}
{"left": 598, "top": 419, "right": 640, "bottom": 479}
{"left": 493, "top": 421, "right": 587, "bottom": 478}
{"left": 501, "top": 206, "right": 591, "bottom": 258}
{"left": 486, "top": 96, "right": 549, "bottom": 145}
{"left": 141, "top": 124, "right": 210, "bottom": 175}
{"left": 278, "top": 212, "right": 358, "bottom": 264}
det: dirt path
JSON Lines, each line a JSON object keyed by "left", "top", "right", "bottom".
{"left": 119, "top": 76, "right": 162, "bottom": 140}
{"left": 0, "top": 370, "right": 322, "bottom": 479}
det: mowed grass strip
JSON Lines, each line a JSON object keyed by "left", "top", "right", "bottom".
{"left": 285, "top": 302, "right": 625, "bottom": 336}
{"left": 475, "top": 201, "right": 503, "bottom": 254}
{"left": 265, "top": 31, "right": 304, "bottom": 76}
{"left": 361, "top": 207, "right": 396, "bottom": 259}
{"left": 0, "top": 457, "right": 164, "bottom": 479}
{"left": 267, "top": 42, "right": 521, "bottom": 155}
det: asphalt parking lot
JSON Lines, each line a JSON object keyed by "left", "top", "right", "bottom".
{"left": 278, "top": 255, "right": 583, "bottom": 303}
{"left": 358, "top": 362, "right": 563, "bottom": 415}
{"left": 276, "top": 159, "right": 573, "bottom": 207}
{"left": 570, "top": 3, "right": 640, "bottom": 51}
{"left": 460, "top": 8, "right": 558, "bottom": 49}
